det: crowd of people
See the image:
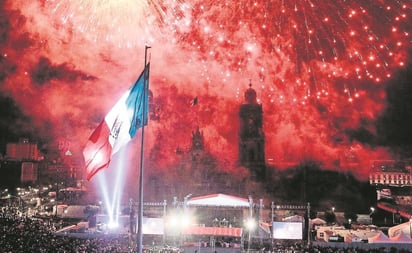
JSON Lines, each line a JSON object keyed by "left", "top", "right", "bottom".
{"left": 269, "top": 242, "right": 411, "bottom": 253}
{"left": 1, "top": 207, "right": 411, "bottom": 253}
{"left": 0, "top": 207, "right": 131, "bottom": 252}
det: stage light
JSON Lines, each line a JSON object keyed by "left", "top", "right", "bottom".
{"left": 108, "top": 221, "right": 119, "bottom": 229}
{"left": 245, "top": 218, "right": 256, "bottom": 230}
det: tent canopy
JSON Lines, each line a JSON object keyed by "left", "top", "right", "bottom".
{"left": 311, "top": 218, "right": 326, "bottom": 225}
{"left": 368, "top": 231, "right": 392, "bottom": 243}
{"left": 390, "top": 232, "right": 412, "bottom": 243}
{"left": 388, "top": 221, "right": 412, "bottom": 238}
{"left": 283, "top": 215, "right": 304, "bottom": 222}
{"left": 187, "top": 193, "right": 250, "bottom": 207}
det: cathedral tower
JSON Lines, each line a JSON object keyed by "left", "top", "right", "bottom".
{"left": 238, "top": 82, "right": 266, "bottom": 179}
{"left": 191, "top": 126, "right": 205, "bottom": 162}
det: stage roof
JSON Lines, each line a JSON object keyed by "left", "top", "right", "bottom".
{"left": 187, "top": 193, "right": 250, "bottom": 208}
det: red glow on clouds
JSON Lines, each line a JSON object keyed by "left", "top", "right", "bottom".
{"left": 1, "top": 0, "right": 412, "bottom": 180}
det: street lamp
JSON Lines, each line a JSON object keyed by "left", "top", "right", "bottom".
{"left": 369, "top": 207, "right": 375, "bottom": 225}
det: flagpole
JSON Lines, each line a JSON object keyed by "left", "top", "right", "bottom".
{"left": 137, "top": 45, "right": 150, "bottom": 253}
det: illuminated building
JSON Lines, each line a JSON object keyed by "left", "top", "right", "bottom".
{"left": 5, "top": 138, "right": 42, "bottom": 161}
{"left": 369, "top": 160, "right": 412, "bottom": 187}
{"left": 1, "top": 137, "right": 82, "bottom": 187}
{"left": 0, "top": 138, "right": 41, "bottom": 186}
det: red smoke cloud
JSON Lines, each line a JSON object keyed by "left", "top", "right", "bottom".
{"left": 1, "top": 0, "right": 411, "bottom": 180}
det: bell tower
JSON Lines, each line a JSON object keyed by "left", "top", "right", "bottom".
{"left": 238, "top": 81, "right": 265, "bottom": 179}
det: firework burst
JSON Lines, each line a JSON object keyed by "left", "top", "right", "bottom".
{"left": 46, "top": 0, "right": 190, "bottom": 48}
{"left": 176, "top": 0, "right": 411, "bottom": 104}
{"left": 4, "top": 0, "right": 412, "bottom": 179}
{"left": 43, "top": 0, "right": 411, "bottom": 104}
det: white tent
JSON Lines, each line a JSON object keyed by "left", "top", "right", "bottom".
{"left": 388, "top": 220, "right": 412, "bottom": 238}
{"left": 187, "top": 193, "right": 250, "bottom": 207}
{"left": 283, "top": 214, "right": 304, "bottom": 222}
{"left": 368, "top": 231, "right": 392, "bottom": 243}
{"left": 311, "top": 218, "right": 326, "bottom": 226}
{"left": 390, "top": 232, "right": 412, "bottom": 243}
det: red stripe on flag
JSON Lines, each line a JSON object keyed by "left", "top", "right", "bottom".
{"left": 83, "top": 121, "right": 113, "bottom": 180}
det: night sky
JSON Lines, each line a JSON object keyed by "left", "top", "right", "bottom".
{"left": 0, "top": 0, "right": 411, "bottom": 180}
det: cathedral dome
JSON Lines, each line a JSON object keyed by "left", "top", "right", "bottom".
{"left": 244, "top": 82, "right": 257, "bottom": 104}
